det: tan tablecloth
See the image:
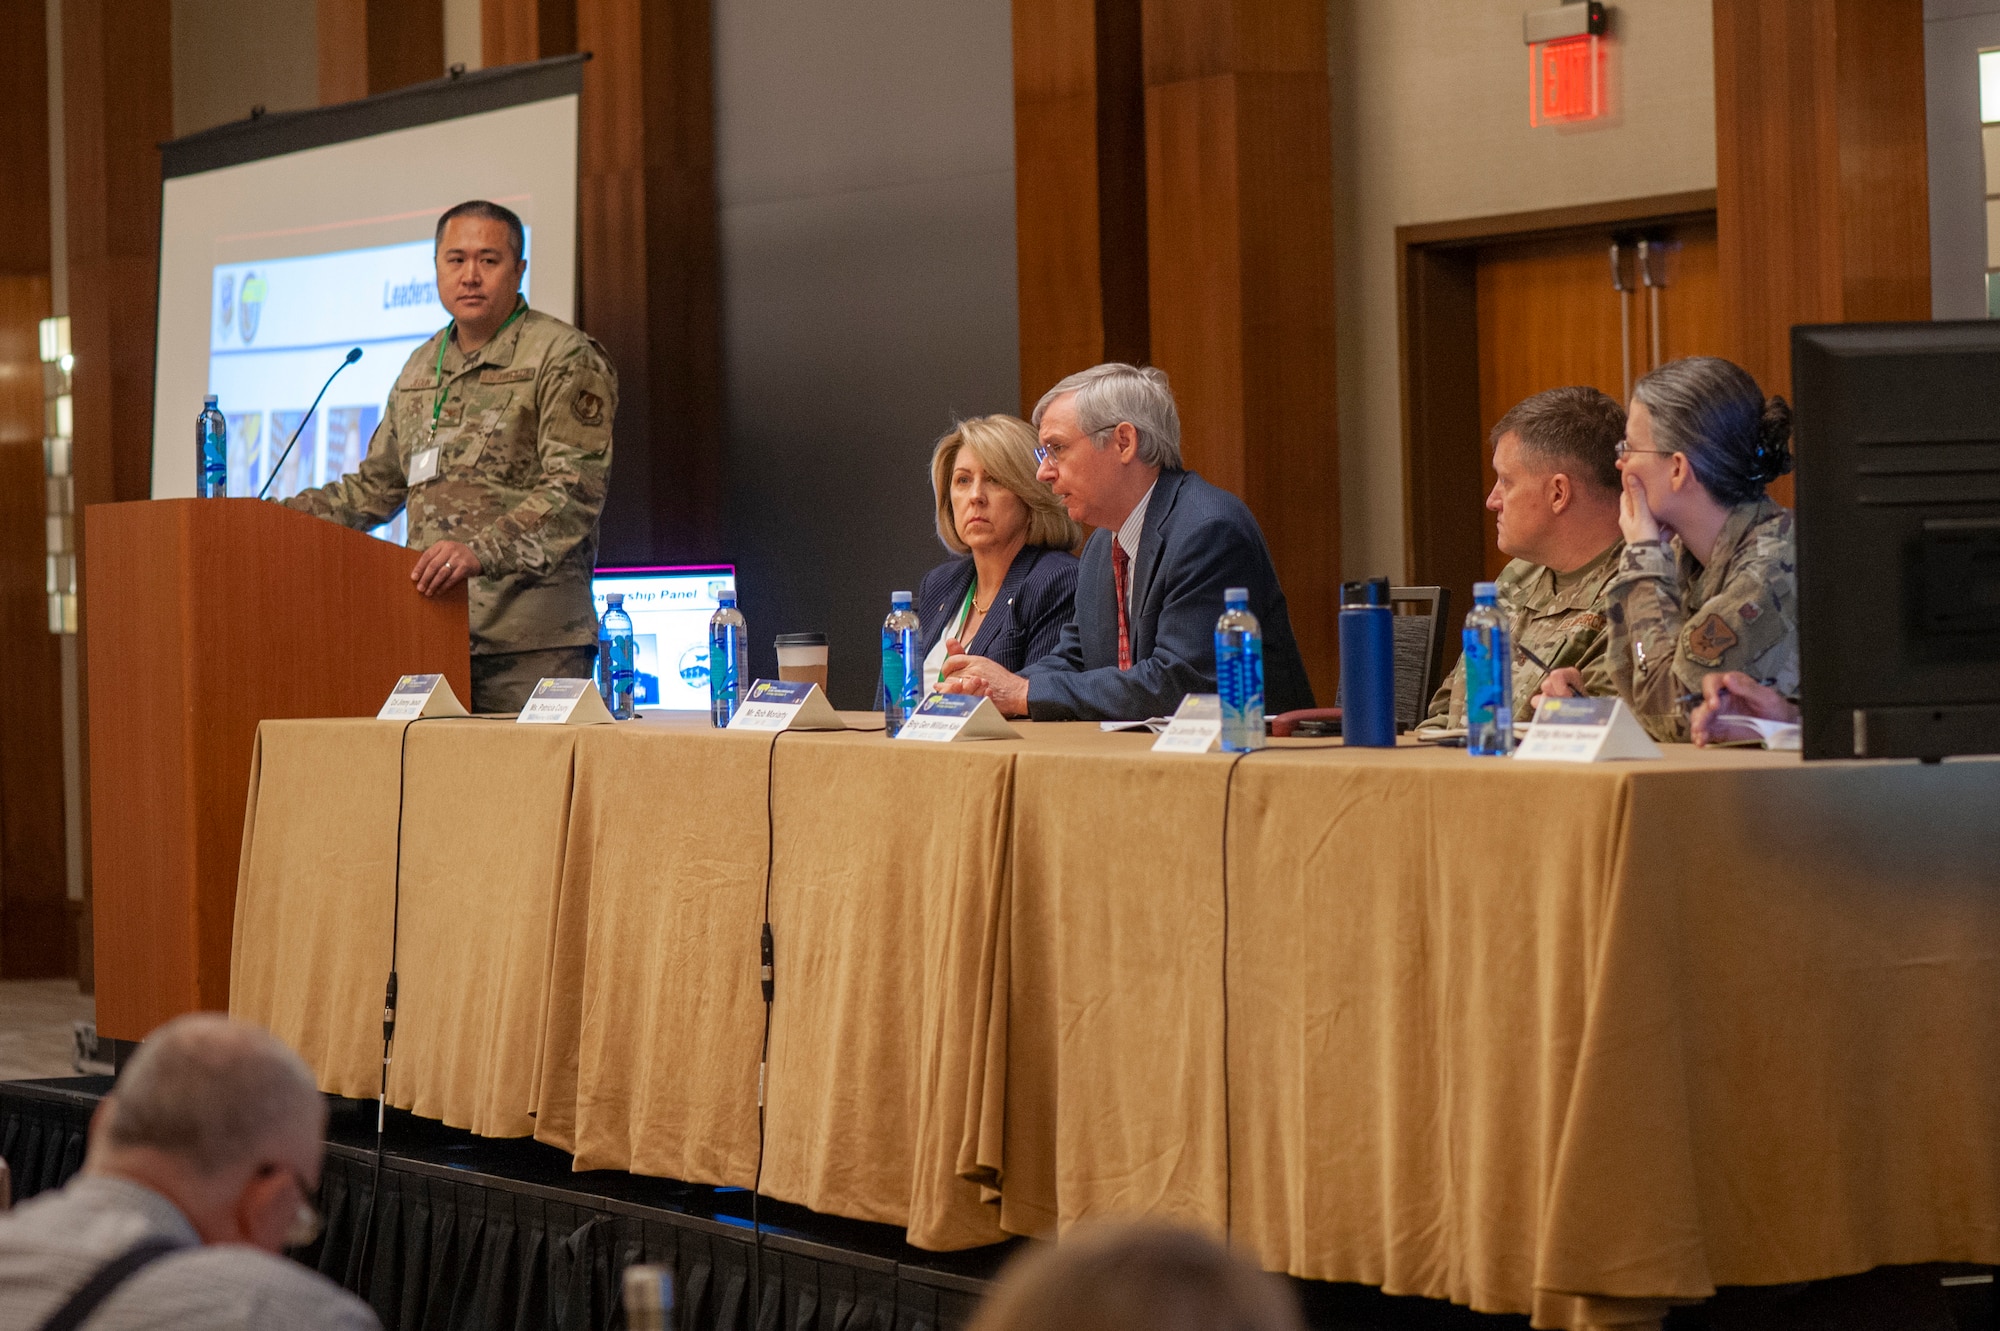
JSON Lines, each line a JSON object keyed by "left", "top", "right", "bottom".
{"left": 232, "top": 716, "right": 580, "bottom": 1137}
{"left": 231, "top": 717, "right": 2000, "bottom": 1329}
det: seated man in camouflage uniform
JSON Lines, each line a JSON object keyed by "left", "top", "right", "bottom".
{"left": 1419, "top": 386, "right": 1626, "bottom": 732}
{"left": 285, "top": 200, "right": 616, "bottom": 713}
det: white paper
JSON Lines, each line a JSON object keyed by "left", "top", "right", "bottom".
{"left": 376, "top": 673, "right": 468, "bottom": 720}
{"left": 1704, "top": 713, "right": 1802, "bottom": 750}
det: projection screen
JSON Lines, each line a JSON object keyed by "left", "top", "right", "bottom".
{"left": 150, "top": 57, "right": 582, "bottom": 540}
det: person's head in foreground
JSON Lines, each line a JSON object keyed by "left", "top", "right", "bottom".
{"left": 966, "top": 1218, "right": 1305, "bottom": 1331}
{"left": 86, "top": 1012, "right": 326, "bottom": 1252}
{"left": 1486, "top": 385, "right": 1625, "bottom": 571}
{"left": 1031, "top": 363, "right": 1184, "bottom": 532}
{"left": 1619, "top": 355, "right": 1793, "bottom": 549}
{"left": 931, "top": 414, "right": 1084, "bottom": 561}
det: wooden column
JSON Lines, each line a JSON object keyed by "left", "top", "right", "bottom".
{"left": 62, "top": 0, "right": 174, "bottom": 987}
{"left": 574, "top": 0, "right": 722, "bottom": 562}
{"left": 1013, "top": 0, "right": 1150, "bottom": 412}
{"left": 319, "top": 0, "right": 446, "bottom": 104}
{"left": 0, "top": 0, "right": 66, "bottom": 977}
{"left": 1141, "top": 0, "right": 1340, "bottom": 699}
{"left": 483, "top": 0, "right": 576, "bottom": 67}
{"left": 1713, "top": 0, "right": 1930, "bottom": 404}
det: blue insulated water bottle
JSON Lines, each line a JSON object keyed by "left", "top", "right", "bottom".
{"left": 1338, "top": 577, "right": 1396, "bottom": 747}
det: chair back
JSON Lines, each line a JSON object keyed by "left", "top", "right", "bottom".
{"left": 1332, "top": 585, "right": 1451, "bottom": 730}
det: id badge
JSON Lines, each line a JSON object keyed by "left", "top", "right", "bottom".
{"left": 408, "top": 446, "right": 440, "bottom": 486}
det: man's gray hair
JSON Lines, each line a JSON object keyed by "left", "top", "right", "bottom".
{"left": 1031, "top": 363, "right": 1184, "bottom": 470}
{"left": 101, "top": 1014, "right": 325, "bottom": 1176}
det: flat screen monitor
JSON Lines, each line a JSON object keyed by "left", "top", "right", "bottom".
{"left": 1792, "top": 321, "right": 2000, "bottom": 760}
{"left": 591, "top": 565, "right": 736, "bottom": 712}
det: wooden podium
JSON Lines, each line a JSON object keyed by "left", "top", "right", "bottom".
{"left": 84, "top": 499, "right": 470, "bottom": 1041}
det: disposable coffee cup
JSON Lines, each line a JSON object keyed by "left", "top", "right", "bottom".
{"left": 774, "top": 633, "right": 830, "bottom": 694}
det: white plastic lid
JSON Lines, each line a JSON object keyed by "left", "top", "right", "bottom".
{"left": 1473, "top": 581, "right": 1499, "bottom": 599}
{"left": 203, "top": 395, "right": 218, "bottom": 405}
{"left": 605, "top": 592, "right": 623, "bottom": 606}
{"left": 1224, "top": 586, "right": 1249, "bottom": 605}
{"left": 891, "top": 590, "right": 913, "bottom": 606}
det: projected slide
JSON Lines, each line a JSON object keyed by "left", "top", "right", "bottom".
{"left": 207, "top": 237, "right": 527, "bottom": 544}
{"left": 152, "top": 70, "right": 579, "bottom": 526}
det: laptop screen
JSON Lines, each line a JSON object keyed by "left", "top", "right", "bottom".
{"left": 590, "top": 564, "right": 736, "bottom": 711}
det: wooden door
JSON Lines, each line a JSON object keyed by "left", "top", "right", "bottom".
{"left": 1473, "top": 220, "right": 1721, "bottom": 577}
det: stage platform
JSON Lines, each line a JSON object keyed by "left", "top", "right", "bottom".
{"left": 3, "top": 1077, "right": 1990, "bottom": 1331}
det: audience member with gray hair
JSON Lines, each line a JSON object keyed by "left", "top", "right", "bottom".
{"left": 0, "top": 1013, "right": 378, "bottom": 1330}
{"left": 941, "top": 362, "right": 1313, "bottom": 720}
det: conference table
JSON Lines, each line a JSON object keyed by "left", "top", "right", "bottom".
{"left": 229, "top": 712, "right": 2000, "bottom": 1330}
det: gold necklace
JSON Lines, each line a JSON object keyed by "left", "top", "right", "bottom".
{"left": 971, "top": 590, "right": 996, "bottom": 614}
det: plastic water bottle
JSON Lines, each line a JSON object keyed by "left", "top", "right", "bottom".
{"left": 603, "top": 593, "right": 637, "bottom": 720}
{"left": 1463, "top": 581, "right": 1514, "bottom": 756}
{"left": 196, "top": 396, "right": 227, "bottom": 497}
{"left": 1215, "top": 586, "right": 1265, "bottom": 751}
{"left": 708, "top": 586, "right": 747, "bottom": 727}
{"left": 881, "top": 590, "right": 922, "bottom": 737}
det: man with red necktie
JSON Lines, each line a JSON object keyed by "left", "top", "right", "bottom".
{"left": 940, "top": 363, "right": 1313, "bottom": 722}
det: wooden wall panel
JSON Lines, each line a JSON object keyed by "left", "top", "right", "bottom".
{"left": 0, "top": 277, "right": 67, "bottom": 979}
{"left": 63, "top": 0, "right": 175, "bottom": 987}
{"left": 0, "top": 0, "right": 65, "bottom": 978}
{"left": 1713, "top": 0, "right": 1930, "bottom": 403}
{"left": 483, "top": 0, "right": 575, "bottom": 67}
{"left": 1141, "top": 0, "right": 1339, "bottom": 700}
{"left": 319, "top": 0, "right": 445, "bottom": 104}
{"left": 573, "top": 0, "right": 722, "bottom": 562}
{"left": 1014, "top": 0, "right": 1150, "bottom": 413}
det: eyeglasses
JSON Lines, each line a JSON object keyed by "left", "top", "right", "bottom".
{"left": 1033, "top": 426, "right": 1112, "bottom": 467}
{"left": 1614, "top": 439, "right": 1675, "bottom": 460}
{"left": 259, "top": 1162, "right": 324, "bottom": 1249}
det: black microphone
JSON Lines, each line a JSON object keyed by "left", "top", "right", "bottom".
{"left": 258, "top": 346, "right": 362, "bottom": 500}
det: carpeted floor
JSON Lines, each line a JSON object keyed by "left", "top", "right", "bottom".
{"left": 0, "top": 980, "right": 92, "bottom": 1081}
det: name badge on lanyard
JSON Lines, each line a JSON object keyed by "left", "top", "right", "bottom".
{"left": 408, "top": 446, "right": 440, "bottom": 486}
{"left": 418, "top": 302, "right": 524, "bottom": 489}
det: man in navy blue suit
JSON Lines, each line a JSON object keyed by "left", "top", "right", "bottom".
{"left": 940, "top": 363, "right": 1314, "bottom": 721}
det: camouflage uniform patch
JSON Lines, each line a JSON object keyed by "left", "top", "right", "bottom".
{"left": 283, "top": 303, "right": 617, "bottom": 656}
{"left": 1419, "top": 540, "right": 1624, "bottom": 732}
{"left": 1605, "top": 497, "right": 1799, "bottom": 742}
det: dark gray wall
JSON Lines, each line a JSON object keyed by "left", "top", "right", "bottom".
{"left": 713, "top": 2, "right": 1020, "bottom": 707}
{"left": 1926, "top": 0, "right": 2000, "bottom": 319}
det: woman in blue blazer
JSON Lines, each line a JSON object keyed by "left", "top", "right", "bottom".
{"left": 912, "top": 415, "right": 1082, "bottom": 694}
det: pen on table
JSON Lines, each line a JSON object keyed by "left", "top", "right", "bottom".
{"left": 1678, "top": 676, "right": 1779, "bottom": 711}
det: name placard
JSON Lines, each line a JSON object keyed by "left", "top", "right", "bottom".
{"left": 377, "top": 673, "right": 469, "bottom": 720}
{"left": 725, "top": 679, "right": 848, "bottom": 732}
{"left": 893, "top": 692, "right": 1020, "bottom": 742}
{"left": 1152, "top": 693, "right": 1224, "bottom": 754}
{"left": 1514, "top": 696, "right": 1661, "bottom": 762}
{"left": 517, "top": 677, "right": 617, "bottom": 726}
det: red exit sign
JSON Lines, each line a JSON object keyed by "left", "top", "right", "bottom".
{"left": 1529, "top": 33, "right": 1605, "bottom": 125}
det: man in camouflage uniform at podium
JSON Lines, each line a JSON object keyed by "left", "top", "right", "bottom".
{"left": 1419, "top": 386, "right": 1626, "bottom": 731}
{"left": 284, "top": 200, "right": 616, "bottom": 713}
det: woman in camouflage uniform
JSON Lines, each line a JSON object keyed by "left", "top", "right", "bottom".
{"left": 1602, "top": 356, "right": 1798, "bottom": 742}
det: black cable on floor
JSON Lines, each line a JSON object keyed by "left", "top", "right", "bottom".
{"left": 354, "top": 714, "right": 448, "bottom": 1297}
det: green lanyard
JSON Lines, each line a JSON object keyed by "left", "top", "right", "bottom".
{"left": 430, "top": 299, "right": 527, "bottom": 440}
